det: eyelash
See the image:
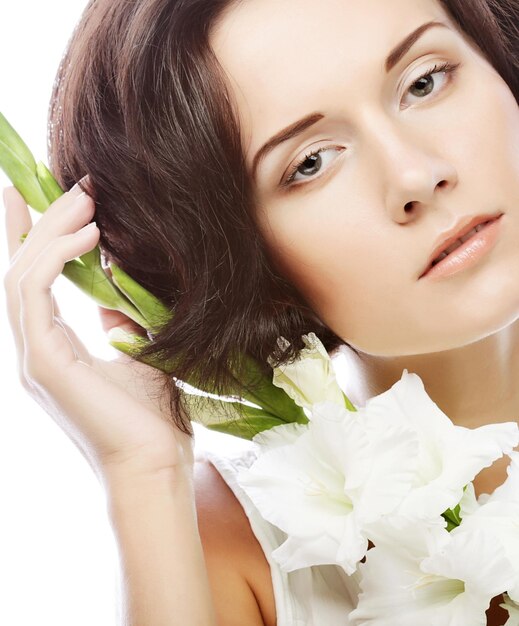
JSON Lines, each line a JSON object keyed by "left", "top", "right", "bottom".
{"left": 281, "top": 60, "right": 461, "bottom": 189}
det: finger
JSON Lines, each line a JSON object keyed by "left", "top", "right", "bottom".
{"left": 12, "top": 185, "right": 90, "bottom": 263}
{"left": 4, "top": 179, "right": 89, "bottom": 265}
{"left": 98, "top": 307, "right": 147, "bottom": 336}
{"left": 3, "top": 184, "right": 83, "bottom": 262}
{"left": 3, "top": 189, "right": 93, "bottom": 365}
{"left": 19, "top": 222, "right": 99, "bottom": 376}
{"left": 3, "top": 186, "right": 33, "bottom": 260}
{"left": 4, "top": 283, "right": 64, "bottom": 367}
{"left": 3, "top": 186, "right": 35, "bottom": 364}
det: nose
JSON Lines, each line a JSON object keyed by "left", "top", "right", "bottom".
{"left": 364, "top": 117, "right": 458, "bottom": 222}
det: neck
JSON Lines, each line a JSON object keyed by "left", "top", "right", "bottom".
{"left": 334, "top": 319, "right": 519, "bottom": 496}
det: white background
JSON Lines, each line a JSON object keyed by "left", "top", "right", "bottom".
{"left": 0, "top": 2, "right": 252, "bottom": 624}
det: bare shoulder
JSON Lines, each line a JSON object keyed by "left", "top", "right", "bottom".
{"left": 193, "top": 451, "right": 276, "bottom": 626}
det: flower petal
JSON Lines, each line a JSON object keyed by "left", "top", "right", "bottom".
{"left": 501, "top": 595, "right": 519, "bottom": 626}
{"left": 251, "top": 421, "right": 308, "bottom": 451}
{"left": 350, "top": 525, "right": 508, "bottom": 626}
{"left": 422, "top": 529, "right": 516, "bottom": 598}
{"left": 269, "top": 333, "right": 352, "bottom": 410}
{"left": 237, "top": 399, "right": 417, "bottom": 574}
{"left": 363, "top": 369, "right": 519, "bottom": 519}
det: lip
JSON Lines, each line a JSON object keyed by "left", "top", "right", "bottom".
{"left": 419, "top": 211, "right": 504, "bottom": 278}
{"left": 418, "top": 214, "right": 504, "bottom": 280}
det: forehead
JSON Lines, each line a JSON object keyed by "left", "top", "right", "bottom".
{"left": 210, "top": 0, "right": 454, "bottom": 155}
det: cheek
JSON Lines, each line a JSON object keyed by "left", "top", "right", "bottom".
{"left": 258, "top": 171, "right": 413, "bottom": 349}
{"left": 272, "top": 227, "right": 413, "bottom": 355}
{"left": 491, "top": 85, "right": 519, "bottom": 181}
{"left": 261, "top": 206, "right": 391, "bottom": 326}
{"left": 456, "top": 67, "right": 519, "bottom": 188}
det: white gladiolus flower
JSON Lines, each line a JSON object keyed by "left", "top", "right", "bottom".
{"left": 271, "top": 335, "right": 518, "bottom": 523}
{"left": 236, "top": 332, "right": 519, "bottom": 619}
{"left": 349, "top": 524, "right": 516, "bottom": 626}
{"left": 455, "top": 452, "right": 519, "bottom": 602}
{"left": 268, "top": 332, "right": 354, "bottom": 411}
{"left": 501, "top": 594, "right": 519, "bottom": 626}
{"left": 358, "top": 369, "right": 519, "bottom": 523}
{"left": 237, "top": 401, "right": 418, "bottom": 574}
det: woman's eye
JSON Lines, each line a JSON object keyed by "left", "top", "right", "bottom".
{"left": 280, "top": 62, "right": 460, "bottom": 190}
{"left": 402, "top": 61, "right": 460, "bottom": 107}
{"left": 281, "top": 145, "right": 345, "bottom": 188}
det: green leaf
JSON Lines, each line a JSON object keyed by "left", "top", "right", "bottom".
{"left": 442, "top": 500, "right": 463, "bottom": 531}
{"left": 109, "top": 262, "right": 172, "bottom": 333}
{"left": 108, "top": 324, "right": 307, "bottom": 426}
{"left": 229, "top": 353, "right": 308, "bottom": 424}
{"left": 0, "top": 142, "right": 49, "bottom": 213}
{"left": 204, "top": 416, "right": 289, "bottom": 440}
{"left": 185, "top": 392, "right": 292, "bottom": 439}
{"left": 62, "top": 257, "right": 148, "bottom": 328}
{"left": 107, "top": 327, "right": 175, "bottom": 372}
{"left": 36, "top": 161, "right": 64, "bottom": 205}
{"left": 0, "top": 111, "right": 36, "bottom": 171}
{"left": 76, "top": 243, "right": 102, "bottom": 272}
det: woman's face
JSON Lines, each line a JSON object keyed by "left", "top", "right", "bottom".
{"left": 210, "top": 0, "right": 519, "bottom": 357}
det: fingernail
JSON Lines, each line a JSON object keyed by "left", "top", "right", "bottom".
{"left": 70, "top": 182, "right": 83, "bottom": 194}
{"left": 70, "top": 175, "right": 90, "bottom": 194}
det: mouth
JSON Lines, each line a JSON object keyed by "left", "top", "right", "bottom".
{"left": 419, "top": 212, "right": 504, "bottom": 279}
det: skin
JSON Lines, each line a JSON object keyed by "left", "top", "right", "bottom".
{"left": 210, "top": 0, "right": 519, "bottom": 495}
{"left": 2, "top": 185, "right": 194, "bottom": 480}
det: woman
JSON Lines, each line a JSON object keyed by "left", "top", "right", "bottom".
{"left": 3, "top": 0, "right": 519, "bottom": 623}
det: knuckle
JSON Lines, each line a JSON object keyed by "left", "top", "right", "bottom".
{"left": 4, "top": 268, "right": 24, "bottom": 299}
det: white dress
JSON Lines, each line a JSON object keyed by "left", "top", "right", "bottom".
{"left": 205, "top": 441, "right": 359, "bottom": 625}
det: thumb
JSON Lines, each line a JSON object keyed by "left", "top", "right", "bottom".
{"left": 98, "top": 306, "right": 146, "bottom": 336}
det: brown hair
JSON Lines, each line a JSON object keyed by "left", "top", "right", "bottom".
{"left": 47, "top": 0, "right": 519, "bottom": 436}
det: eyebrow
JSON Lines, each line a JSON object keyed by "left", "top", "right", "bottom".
{"left": 251, "top": 20, "right": 449, "bottom": 181}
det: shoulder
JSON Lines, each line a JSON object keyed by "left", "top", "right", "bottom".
{"left": 193, "top": 451, "right": 276, "bottom": 626}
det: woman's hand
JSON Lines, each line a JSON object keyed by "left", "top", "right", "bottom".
{"left": 2, "top": 183, "right": 194, "bottom": 488}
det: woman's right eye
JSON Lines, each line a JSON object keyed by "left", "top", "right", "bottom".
{"left": 281, "top": 145, "right": 345, "bottom": 189}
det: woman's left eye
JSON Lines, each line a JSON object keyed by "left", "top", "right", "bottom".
{"left": 402, "top": 61, "right": 461, "bottom": 106}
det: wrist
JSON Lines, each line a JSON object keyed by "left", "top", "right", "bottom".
{"left": 98, "top": 434, "right": 195, "bottom": 490}
{"left": 102, "top": 458, "right": 195, "bottom": 508}
{"left": 105, "top": 469, "right": 199, "bottom": 535}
